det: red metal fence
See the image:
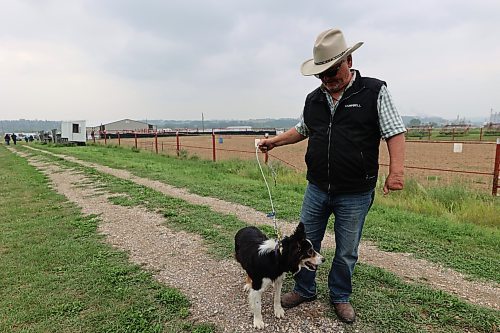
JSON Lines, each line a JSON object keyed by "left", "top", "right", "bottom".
{"left": 92, "top": 131, "right": 500, "bottom": 196}
{"left": 493, "top": 138, "right": 500, "bottom": 195}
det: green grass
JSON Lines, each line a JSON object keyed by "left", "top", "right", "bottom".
{"left": 375, "top": 178, "right": 499, "bottom": 228}
{"left": 8, "top": 144, "right": 500, "bottom": 332}
{"left": 294, "top": 253, "right": 500, "bottom": 333}
{"left": 29, "top": 143, "right": 499, "bottom": 283}
{"left": 365, "top": 206, "right": 499, "bottom": 282}
{"left": 280, "top": 250, "right": 500, "bottom": 333}
{"left": 405, "top": 128, "right": 499, "bottom": 142}
{"left": 0, "top": 146, "right": 214, "bottom": 333}
{"left": 35, "top": 143, "right": 307, "bottom": 219}
{"left": 348, "top": 262, "right": 498, "bottom": 333}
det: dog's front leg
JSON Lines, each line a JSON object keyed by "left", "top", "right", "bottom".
{"left": 273, "top": 274, "right": 285, "bottom": 318}
{"left": 249, "top": 289, "right": 265, "bottom": 329}
{"left": 243, "top": 275, "right": 252, "bottom": 292}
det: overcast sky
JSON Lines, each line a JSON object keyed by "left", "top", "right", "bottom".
{"left": 1, "top": 0, "right": 499, "bottom": 123}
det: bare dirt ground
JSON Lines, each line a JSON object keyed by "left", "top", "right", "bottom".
{"left": 12, "top": 146, "right": 500, "bottom": 332}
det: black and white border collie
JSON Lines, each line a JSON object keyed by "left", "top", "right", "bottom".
{"left": 234, "top": 223, "right": 325, "bottom": 329}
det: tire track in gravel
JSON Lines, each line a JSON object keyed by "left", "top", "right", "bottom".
{"left": 19, "top": 146, "right": 500, "bottom": 311}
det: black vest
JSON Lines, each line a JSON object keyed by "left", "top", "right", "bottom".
{"left": 303, "top": 70, "right": 385, "bottom": 194}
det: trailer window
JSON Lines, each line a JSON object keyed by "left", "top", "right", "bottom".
{"left": 72, "top": 124, "right": 80, "bottom": 133}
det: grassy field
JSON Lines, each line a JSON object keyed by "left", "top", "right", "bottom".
{"left": 28, "top": 143, "right": 499, "bottom": 280}
{"left": 2, "top": 143, "right": 499, "bottom": 332}
{"left": 0, "top": 146, "right": 214, "bottom": 332}
{"left": 102, "top": 133, "right": 498, "bottom": 194}
{"left": 405, "top": 127, "right": 499, "bottom": 142}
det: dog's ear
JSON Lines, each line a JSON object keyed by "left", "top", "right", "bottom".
{"left": 292, "top": 222, "right": 306, "bottom": 240}
{"left": 288, "top": 223, "right": 306, "bottom": 254}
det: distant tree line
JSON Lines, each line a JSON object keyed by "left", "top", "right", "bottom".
{"left": 146, "top": 118, "right": 300, "bottom": 130}
{"left": 3, "top": 116, "right": 481, "bottom": 134}
{"left": 0, "top": 118, "right": 302, "bottom": 134}
{"left": 151, "top": 117, "right": 455, "bottom": 130}
{"left": 0, "top": 120, "right": 61, "bottom": 134}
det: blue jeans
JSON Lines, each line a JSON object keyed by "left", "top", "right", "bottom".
{"left": 293, "top": 182, "right": 374, "bottom": 303}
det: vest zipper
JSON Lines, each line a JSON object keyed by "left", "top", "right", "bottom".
{"left": 327, "top": 116, "right": 333, "bottom": 193}
{"left": 326, "top": 86, "right": 365, "bottom": 193}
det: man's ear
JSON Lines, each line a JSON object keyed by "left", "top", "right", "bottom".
{"left": 347, "top": 54, "right": 353, "bottom": 67}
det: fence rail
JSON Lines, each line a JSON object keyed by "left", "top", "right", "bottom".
{"left": 91, "top": 131, "right": 500, "bottom": 196}
{"left": 493, "top": 138, "right": 500, "bottom": 195}
{"left": 405, "top": 126, "right": 499, "bottom": 142}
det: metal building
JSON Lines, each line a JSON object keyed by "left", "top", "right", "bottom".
{"left": 88, "top": 119, "right": 154, "bottom": 135}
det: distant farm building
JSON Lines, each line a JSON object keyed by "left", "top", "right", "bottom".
{"left": 61, "top": 120, "right": 86, "bottom": 145}
{"left": 87, "top": 119, "right": 155, "bottom": 137}
{"left": 224, "top": 126, "right": 253, "bottom": 131}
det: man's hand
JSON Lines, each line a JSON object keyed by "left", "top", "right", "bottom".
{"left": 383, "top": 171, "right": 404, "bottom": 195}
{"left": 257, "top": 139, "right": 276, "bottom": 152}
{"left": 257, "top": 127, "right": 306, "bottom": 153}
{"left": 384, "top": 133, "right": 405, "bottom": 195}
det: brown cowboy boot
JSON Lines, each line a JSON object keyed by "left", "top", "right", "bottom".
{"left": 281, "top": 291, "right": 317, "bottom": 308}
{"left": 333, "top": 302, "right": 356, "bottom": 323}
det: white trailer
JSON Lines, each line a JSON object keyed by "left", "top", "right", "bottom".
{"left": 61, "top": 120, "right": 86, "bottom": 145}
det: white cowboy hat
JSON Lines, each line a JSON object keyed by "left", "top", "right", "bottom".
{"left": 301, "top": 28, "right": 363, "bottom": 76}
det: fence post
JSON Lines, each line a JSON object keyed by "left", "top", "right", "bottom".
{"left": 428, "top": 128, "right": 431, "bottom": 141}
{"left": 155, "top": 131, "right": 158, "bottom": 154}
{"left": 452, "top": 127, "right": 455, "bottom": 141}
{"left": 492, "top": 138, "right": 500, "bottom": 196}
{"left": 134, "top": 132, "right": 138, "bottom": 149}
{"left": 176, "top": 131, "right": 180, "bottom": 157}
{"left": 480, "top": 128, "right": 483, "bottom": 141}
{"left": 212, "top": 131, "right": 216, "bottom": 162}
{"left": 264, "top": 133, "right": 269, "bottom": 164}
{"left": 104, "top": 131, "right": 107, "bottom": 145}
{"left": 118, "top": 132, "right": 121, "bottom": 146}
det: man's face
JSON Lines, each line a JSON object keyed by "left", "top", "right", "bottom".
{"left": 317, "top": 55, "right": 352, "bottom": 93}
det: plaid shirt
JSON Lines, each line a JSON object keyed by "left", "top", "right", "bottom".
{"left": 295, "top": 71, "right": 406, "bottom": 139}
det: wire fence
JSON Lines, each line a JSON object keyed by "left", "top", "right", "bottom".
{"left": 92, "top": 132, "right": 500, "bottom": 195}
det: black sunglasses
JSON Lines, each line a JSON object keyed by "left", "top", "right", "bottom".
{"left": 315, "top": 61, "right": 344, "bottom": 79}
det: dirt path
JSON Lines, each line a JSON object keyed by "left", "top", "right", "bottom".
{"left": 14, "top": 148, "right": 343, "bottom": 332}
{"left": 13, "top": 147, "right": 500, "bottom": 322}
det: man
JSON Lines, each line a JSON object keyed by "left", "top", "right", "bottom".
{"left": 258, "top": 28, "right": 405, "bottom": 323}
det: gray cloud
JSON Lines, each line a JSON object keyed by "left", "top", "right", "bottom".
{"left": 1, "top": 0, "right": 499, "bottom": 121}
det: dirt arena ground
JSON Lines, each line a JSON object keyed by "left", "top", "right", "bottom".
{"left": 108, "top": 135, "right": 498, "bottom": 192}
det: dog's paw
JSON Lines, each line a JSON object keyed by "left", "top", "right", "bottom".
{"left": 274, "top": 306, "right": 285, "bottom": 318}
{"left": 243, "top": 283, "right": 251, "bottom": 292}
{"left": 253, "top": 318, "right": 265, "bottom": 329}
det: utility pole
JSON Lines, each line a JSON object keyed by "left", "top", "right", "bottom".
{"left": 202, "top": 113, "right": 205, "bottom": 132}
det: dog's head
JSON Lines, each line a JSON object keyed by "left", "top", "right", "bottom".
{"left": 281, "top": 223, "right": 325, "bottom": 274}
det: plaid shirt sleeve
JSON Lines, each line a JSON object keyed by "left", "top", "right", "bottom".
{"left": 294, "top": 114, "right": 309, "bottom": 137}
{"left": 378, "top": 85, "right": 406, "bottom": 139}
